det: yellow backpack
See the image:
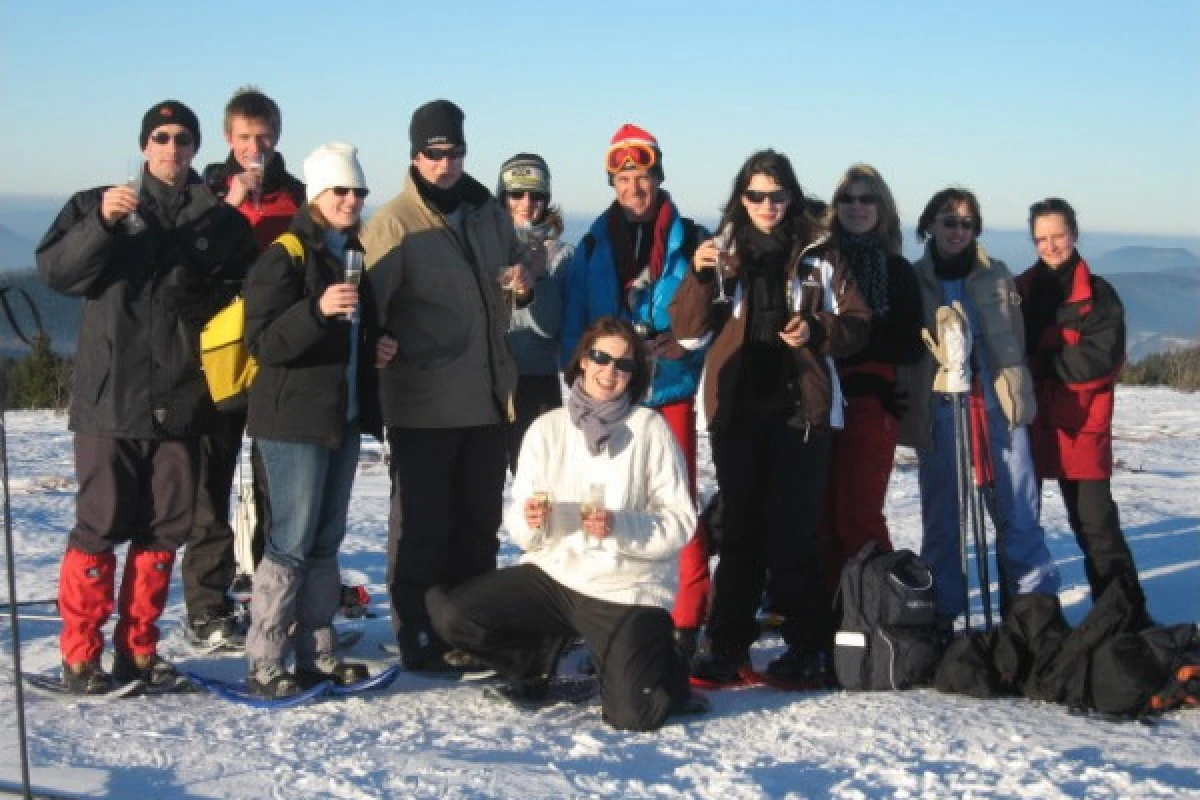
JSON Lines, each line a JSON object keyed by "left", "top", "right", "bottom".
{"left": 200, "top": 232, "right": 305, "bottom": 410}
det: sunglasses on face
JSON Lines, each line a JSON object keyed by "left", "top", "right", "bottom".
{"left": 507, "top": 190, "right": 546, "bottom": 202}
{"left": 743, "top": 189, "right": 790, "bottom": 205}
{"left": 604, "top": 142, "right": 658, "bottom": 175}
{"left": 939, "top": 216, "right": 975, "bottom": 231}
{"left": 149, "top": 131, "right": 194, "bottom": 147}
{"left": 331, "top": 187, "right": 369, "bottom": 199}
{"left": 587, "top": 348, "right": 636, "bottom": 373}
{"left": 419, "top": 145, "right": 466, "bottom": 162}
{"left": 838, "top": 193, "right": 878, "bottom": 206}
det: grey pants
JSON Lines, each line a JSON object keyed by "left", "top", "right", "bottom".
{"left": 245, "top": 556, "right": 341, "bottom": 668}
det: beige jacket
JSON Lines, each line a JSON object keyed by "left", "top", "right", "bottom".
{"left": 362, "top": 171, "right": 519, "bottom": 428}
{"left": 897, "top": 244, "right": 1036, "bottom": 450}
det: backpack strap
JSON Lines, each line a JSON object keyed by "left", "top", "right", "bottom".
{"left": 273, "top": 232, "right": 305, "bottom": 264}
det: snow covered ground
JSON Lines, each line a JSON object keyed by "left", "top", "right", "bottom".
{"left": 0, "top": 386, "right": 1197, "bottom": 799}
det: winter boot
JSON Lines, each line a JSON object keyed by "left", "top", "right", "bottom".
{"left": 764, "top": 646, "right": 835, "bottom": 689}
{"left": 247, "top": 660, "right": 302, "bottom": 699}
{"left": 113, "top": 548, "right": 175, "bottom": 660}
{"left": 58, "top": 548, "right": 116, "bottom": 667}
{"left": 674, "top": 627, "right": 700, "bottom": 665}
{"left": 112, "top": 650, "right": 187, "bottom": 691}
{"left": 296, "top": 653, "right": 370, "bottom": 688}
{"left": 691, "top": 646, "right": 751, "bottom": 686}
{"left": 244, "top": 558, "right": 302, "bottom": 669}
{"left": 61, "top": 659, "right": 115, "bottom": 695}
{"left": 186, "top": 614, "right": 246, "bottom": 651}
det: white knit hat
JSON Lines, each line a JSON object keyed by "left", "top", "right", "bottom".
{"left": 303, "top": 142, "right": 367, "bottom": 202}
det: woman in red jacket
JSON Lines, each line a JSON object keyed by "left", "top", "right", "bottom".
{"left": 1016, "top": 197, "right": 1151, "bottom": 627}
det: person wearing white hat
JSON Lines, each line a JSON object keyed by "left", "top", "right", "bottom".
{"left": 241, "top": 142, "right": 383, "bottom": 698}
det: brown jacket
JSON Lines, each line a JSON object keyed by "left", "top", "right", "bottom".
{"left": 896, "top": 245, "right": 1036, "bottom": 451}
{"left": 362, "top": 171, "right": 519, "bottom": 428}
{"left": 669, "top": 237, "right": 870, "bottom": 433}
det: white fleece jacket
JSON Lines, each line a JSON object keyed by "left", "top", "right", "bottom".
{"left": 505, "top": 406, "right": 697, "bottom": 610}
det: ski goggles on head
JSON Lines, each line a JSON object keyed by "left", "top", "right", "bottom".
{"left": 604, "top": 141, "right": 658, "bottom": 175}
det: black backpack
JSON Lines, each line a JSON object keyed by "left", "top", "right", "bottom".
{"left": 834, "top": 542, "right": 942, "bottom": 690}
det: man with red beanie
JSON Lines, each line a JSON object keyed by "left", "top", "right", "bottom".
{"left": 560, "top": 123, "right": 711, "bottom": 660}
{"left": 36, "top": 100, "right": 256, "bottom": 693}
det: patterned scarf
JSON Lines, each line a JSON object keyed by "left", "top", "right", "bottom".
{"left": 567, "top": 377, "right": 633, "bottom": 456}
{"left": 841, "top": 231, "right": 890, "bottom": 317}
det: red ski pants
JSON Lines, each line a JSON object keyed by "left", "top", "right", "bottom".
{"left": 656, "top": 399, "right": 711, "bottom": 629}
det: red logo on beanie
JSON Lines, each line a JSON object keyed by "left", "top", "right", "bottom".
{"left": 160, "top": 106, "right": 174, "bottom": 117}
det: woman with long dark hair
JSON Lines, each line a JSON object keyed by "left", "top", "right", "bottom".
{"left": 818, "top": 165, "right": 923, "bottom": 583}
{"left": 242, "top": 143, "right": 382, "bottom": 697}
{"left": 670, "top": 149, "right": 869, "bottom": 687}
{"left": 897, "top": 187, "right": 1060, "bottom": 632}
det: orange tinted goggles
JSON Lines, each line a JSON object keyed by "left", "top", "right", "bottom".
{"left": 605, "top": 142, "right": 658, "bottom": 174}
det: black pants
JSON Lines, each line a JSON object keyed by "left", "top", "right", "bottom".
{"left": 708, "top": 415, "right": 834, "bottom": 654}
{"left": 180, "top": 409, "right": 265, "bottom": 621}
{"left": 1057, "top": 478, "right": 1147, "bottom": 615}
{"left": 427, "top": 564, "right": 689, "bottom": 731}
{"left": 68, "top": 434, "right": 200, "bottom": 553}
{"left": 386, "top": 424, "right": 506, "bottom": 647}
{"left": 507, "top": 374, "right": 563, "bottom": 473}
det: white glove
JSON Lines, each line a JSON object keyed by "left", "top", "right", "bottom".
{"left": 922, "top": 301, "right": 972, "bottom": 394}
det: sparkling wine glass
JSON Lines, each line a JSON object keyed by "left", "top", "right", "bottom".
{"left": 248, "top": 153, "right": 266, "bottom": 210}
{"left": 343, "top": 250, "right": 364, "bottom": 321}
{"left": 580, "top": 482, "right": 606, "bottom": 549}
{"left": 122, "top": 157, "right": 147, "bottom": 235}
{"left": 712, "top": 238, "right": 731, "bottom": 305}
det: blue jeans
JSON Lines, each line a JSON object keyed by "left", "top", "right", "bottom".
{"left": 257, "top": 429, "right": 361, "bottom": 570}
{"left": 918, "top": 397, "right": 1060, "bottom": 621}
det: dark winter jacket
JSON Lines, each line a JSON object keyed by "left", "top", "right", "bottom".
{"left": 1015, "top": 255, "right": 1123, "bottom": 480}
{"left": 934, "top": 578, "right": 1197, "bottom": 718}
{"left": 669, "top": 235, "right": 870, "bottom": 433}
{"left": 244, "top": 206, "right": 382, "bottom": 447}
{"left": 203, "top": 154, "right": 305, "bottom": 251}
{"left": 37, "top": 172, "right": 256, "bottom": 438}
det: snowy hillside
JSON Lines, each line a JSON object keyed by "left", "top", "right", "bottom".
{"left": 1, "top": 386, "right": 1198, "bottom": 799}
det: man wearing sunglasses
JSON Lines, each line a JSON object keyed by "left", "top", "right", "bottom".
{"left": 362, "top": 99, "right": 525, "bottom": 674}
{"left": 560, "top": 123, "right": 712, "bottom": 660}
{"left": 37, "top": 100, "right": 257, "bottom": 694}
{"left": 182, "top": 87, "right": 308, "bottom": 652}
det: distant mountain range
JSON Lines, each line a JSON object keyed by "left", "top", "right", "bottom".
{"left": 2, "top": 204, "right": 1196, "bottom": 362}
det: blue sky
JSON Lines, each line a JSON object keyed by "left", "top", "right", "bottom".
{"left": 2, "top": 0, "right": 1197, "bottom": 234}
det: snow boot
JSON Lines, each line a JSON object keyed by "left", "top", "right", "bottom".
{"left": 296, "top": 653, "right": 370, "bottom": 689}
{"left": 764, "top": 646, "right": 835, "bottom": 689}
{"left": 247, "top": 660, "right": 303, "bottom": 699}
{"left": 113, "top": 548, "right": 175, "bottom": 659}
{"left": 61, "top": 659, "right": 115, "bottom": 695}
{"left": 186, "top": 614, "right": 246, "bottom": 651}
{"left": 58, "top": 548, "right": 116, "bottom": 667}
{"left": 112, "top": 651, "right": 187, "bottom": 691}
{"left": 691, "top": 646, "right": 751, "bottom": 686}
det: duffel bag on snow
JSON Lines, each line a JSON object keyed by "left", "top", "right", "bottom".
{"left": 200, "top": 232, "right": 305, "bottom": 410}
{"left": 834, "top": 541, "right": 942, "bottom": 690}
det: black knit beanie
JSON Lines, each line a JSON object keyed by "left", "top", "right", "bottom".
{"left": 409, "top": 99, "right": 465, "bottom": 157}
{"left": 139, "top": 100, "right": 201, "bottom": 150}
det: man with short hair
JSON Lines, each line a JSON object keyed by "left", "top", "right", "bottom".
{"left": 1015, "top": 197, "right": 1151, "bottom": 626}
{"left": 362, "top": 99, "right": 526, "bottom": 672}
{"left": 181, "top": 87, "right": 306, "bottom": 649}
{"left": 560, "top": 124, "right": 711, "bottom": 658}
{"left": 37, "top": 100, "right": 256, "bottom": 693}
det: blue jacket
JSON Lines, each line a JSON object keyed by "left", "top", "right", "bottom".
{"left": 561, "top": 203, "right": 707, "bottom": 407}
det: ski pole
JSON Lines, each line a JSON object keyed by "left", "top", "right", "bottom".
{"left": 951, "top": 394, "right": 972, "bottom": 633}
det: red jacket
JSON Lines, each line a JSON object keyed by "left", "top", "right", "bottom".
{"left": 1016, "top": 255, "right": 1124, "bottom": 480}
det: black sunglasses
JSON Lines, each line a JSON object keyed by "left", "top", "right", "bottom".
{"left": 743, "top": 189, "right": 790, "bottom": 205}
{"left": 939, "top": 216, "right": 975, "bottom": 231}
{"left": 587, "top": 348, "right": 636, "bottom": 374}
{"left": 149, "top": 131, "right": 194, "bottom": 147}
{"left": 331, "top": 187, "right": 369, "bottom": 198}
{"left": 419, "top": 145, "right": 466, "bottom": 162}
{"left": 507, "top": 190, "right": 546, "bottom": 201}
{"left": 838, "top": 193, "right": 879, "bottom": 206}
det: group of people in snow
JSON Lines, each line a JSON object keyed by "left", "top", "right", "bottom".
{"left": 36, "top": 88, "right": 1151, "bottom": 730}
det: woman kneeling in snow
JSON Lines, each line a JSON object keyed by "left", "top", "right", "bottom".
{"left": 427, "top": 316, "right": 706, "bottom": 730}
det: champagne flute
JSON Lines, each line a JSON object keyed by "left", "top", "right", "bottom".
{"left": 248, "top": 153, "right": 266, "bottom": 211}
{"left": 580, "top": 482, "right": 607, "bottom": 549}
{"left": 530, "top": 487, "right": 553, "bottom": 534}
{"left": 122, "top": 157, "right": 147, "bottom": 235}
{"left": 343, "top": 250, "right": 364, "bottom": 321}
{"left": 712, "top": 237, "right": 731, "bottom": 305}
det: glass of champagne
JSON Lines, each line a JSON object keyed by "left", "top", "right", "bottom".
{"left": 122, "top": 157, "right": 147, "bottom": 235}
{"left": 248, "top": 153, "right": 266, "bottom": 211}
{"left": 712, "top": 237, "right": 731, "bottom": 305}
{"left": 530, "top": 488, "right": 552, "bottom": 534}
{"left": 580, "top": 483, "right": 606, "bottom": 549}
{"left": 343, "top": 250, "right": 364, "bottom": 321}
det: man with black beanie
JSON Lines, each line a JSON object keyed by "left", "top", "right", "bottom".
{"left": 37, "top": 99, "right": 256, "bottom": 693}
{"left": 362, "top": 99, "right": 528, "bottom": 673}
